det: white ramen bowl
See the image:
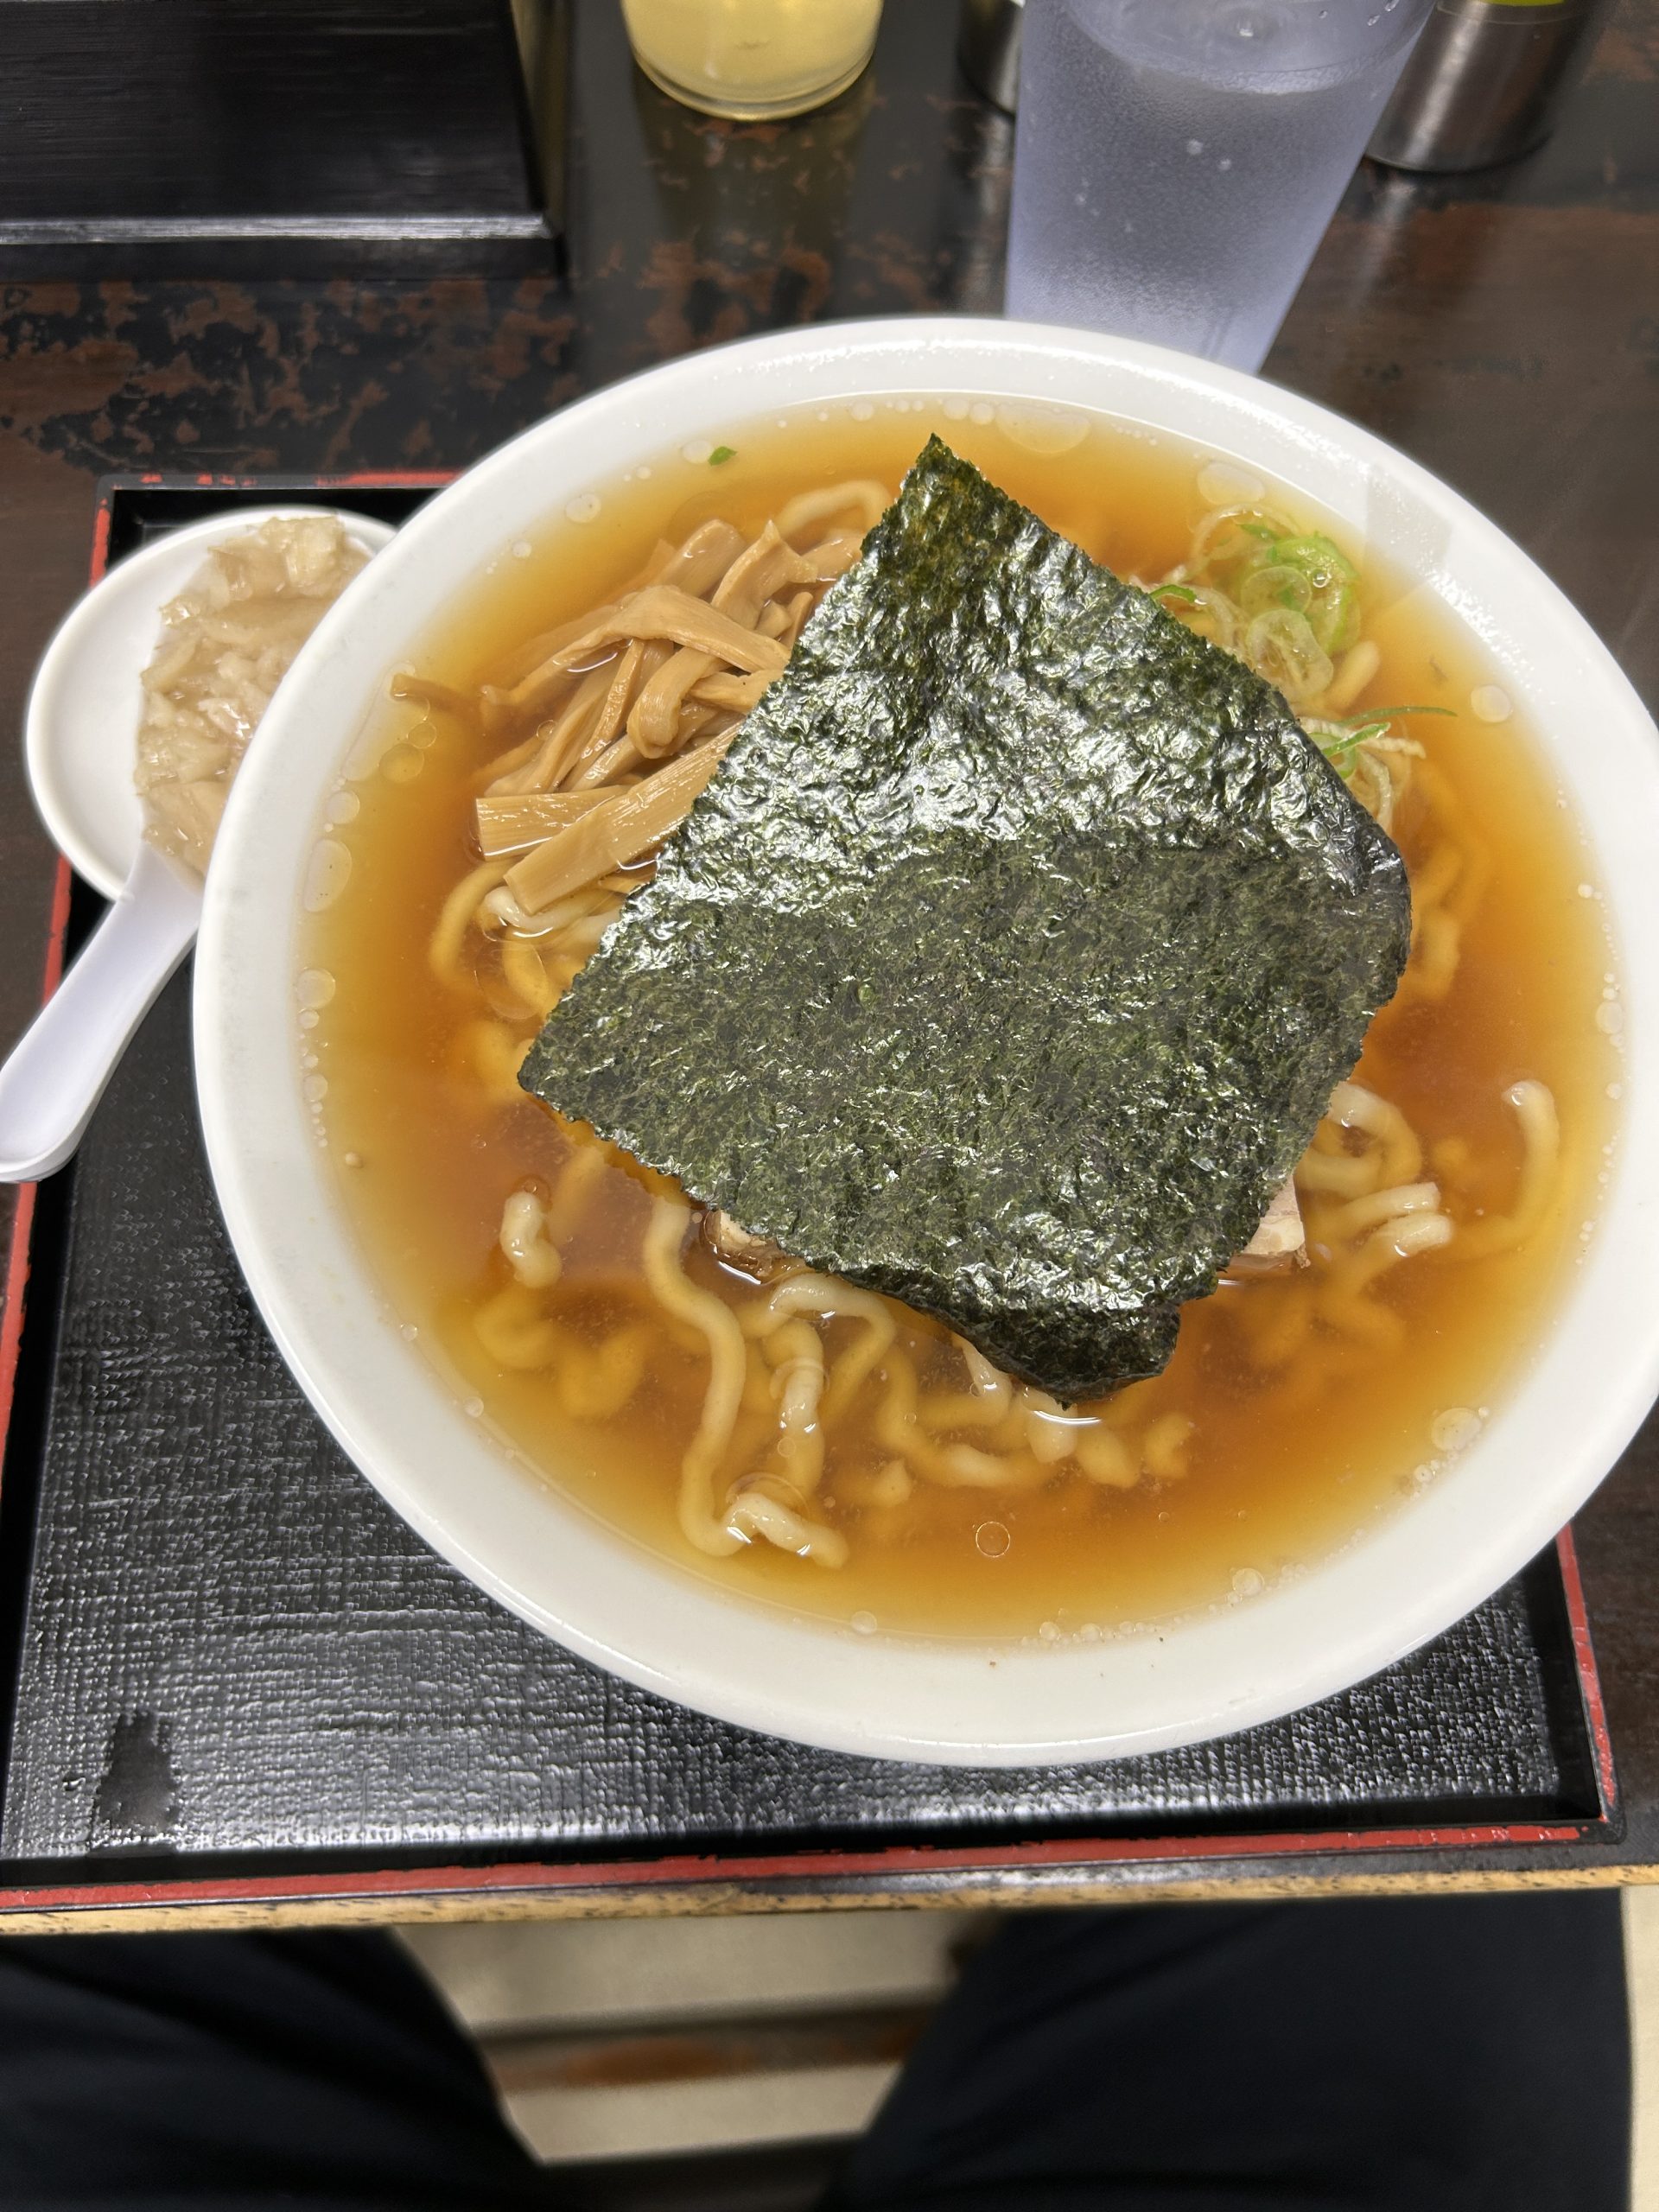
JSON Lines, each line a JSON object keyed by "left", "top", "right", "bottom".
{"left": 195, "top": 320, "right": 1659, "bottom": 1765}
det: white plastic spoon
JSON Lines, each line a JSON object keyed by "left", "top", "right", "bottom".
{"left": 0, "top": 506, "right": 395, "bottom": 1182}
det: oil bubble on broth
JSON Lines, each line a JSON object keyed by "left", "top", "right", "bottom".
{"left": 301, "top": 404, "right": 1617, "bottom": 1639}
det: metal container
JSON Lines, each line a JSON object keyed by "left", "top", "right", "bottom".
{"left": 1368, "top": 0, "right": 1618, "bottom": 174}
{"left": 959, "top": 0, "right": 1024, "bottom": 113}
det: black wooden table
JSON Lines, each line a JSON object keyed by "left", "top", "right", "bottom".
{"left": 0, "top": 0, "right": 1656, "bottom": 1929}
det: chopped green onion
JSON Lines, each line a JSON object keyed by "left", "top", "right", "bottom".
{"left": 1330, "top": 702, "right": 1456, "bottom": 724}
{"left": 1151, "top": 582, "right": 1198, "bottom": 604}
{"left": 1265, "top": 534, "right": 1358, "bottom": 654}
{"left": 1240, "top": 563, "right": 1312, "bottom": 623}
{"left": 1270, "top": 532, "right": 1355, "bottom": 577}
{"left": 709, "top": 445, "right": 736, "bottom": 466}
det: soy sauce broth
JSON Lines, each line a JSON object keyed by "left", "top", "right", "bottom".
{"left": 302, "top": 403, "right": 1618, "bottom": 1639}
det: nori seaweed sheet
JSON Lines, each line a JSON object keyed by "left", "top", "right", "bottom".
{"left": 522, "top": 440, "right": 1411, "bottom": 1400}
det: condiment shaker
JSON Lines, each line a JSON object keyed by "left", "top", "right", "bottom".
{"left": 1368, "top": 0, "right": 1618, "bottom": 173}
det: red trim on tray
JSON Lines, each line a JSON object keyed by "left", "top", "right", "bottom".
{"left": 0, "top": 485, "right": 122, "bottom": 1454}
{"left": 92, "top": 483, "right": 116, "bottom": 585}
{"left": 97, "top": 471, "right": 461, "bottom": 496}
{"left": 1555, "top": 1528, "right": 1619, "bottom": 1816}
{"left": 0, "top": 860, "right": 74, "bottom": 1509}
{"left": 0, "top": 1816, "right": 1599, "bottom": 1918}
{"left": 0, "top": 1186, "right": 40, "bottom": 1510}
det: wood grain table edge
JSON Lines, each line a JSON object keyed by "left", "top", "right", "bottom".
{"left": 0, "top": 1861, "right": 1649, "bottom": 1936}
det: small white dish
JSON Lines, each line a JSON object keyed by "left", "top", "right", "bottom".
{"left": 194, "top": 321, "right": 1659, "bottom": 1764}
{"left": 0, "top": 506, "right": 393, "bottom": 1184}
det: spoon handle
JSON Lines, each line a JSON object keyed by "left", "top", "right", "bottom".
{"left": 0, "top": 842, "right": 201, "bottom": 1183}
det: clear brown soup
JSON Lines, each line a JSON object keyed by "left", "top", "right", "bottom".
{"left": 302, "top": 405, "right": 1617, "bottom": 1639}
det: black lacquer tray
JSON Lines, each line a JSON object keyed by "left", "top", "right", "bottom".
{"left": 0, "top": 479, "right": 1619, "bottom": 1919}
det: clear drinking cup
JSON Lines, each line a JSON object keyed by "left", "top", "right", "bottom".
{"left": 1006, "top": 0, "right": 1435, "bottom": 372}
{"left": 620, "top": 0, "right": 885, "bottom": 121}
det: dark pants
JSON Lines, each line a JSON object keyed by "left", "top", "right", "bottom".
{"left": 0, "top": 1895, "right": 1630, "bottom": 2210}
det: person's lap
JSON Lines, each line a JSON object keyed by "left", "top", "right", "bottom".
{"left": 0, "top": 1893, "right": 1629, "bottom": 2210}
{"left": 0, "top": 1926, "right": 552, "bottom": 2210}
{"left": 829, "top": 1893, "right": 1630, "bottom": 2211}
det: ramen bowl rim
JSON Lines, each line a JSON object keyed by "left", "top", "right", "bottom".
{"left": 194, "top": 316, "right": 1659, "bottom": 1765}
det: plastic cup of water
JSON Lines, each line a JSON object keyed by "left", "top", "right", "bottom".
{"left": 1006, "top": 0, "right": 1435, "bottom": 373}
